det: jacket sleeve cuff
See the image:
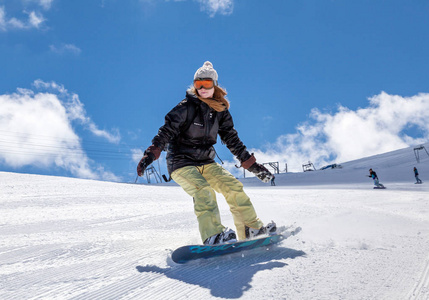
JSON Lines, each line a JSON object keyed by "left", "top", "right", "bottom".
{"left": 241, "top": 154, "right": 256, "bottom": 170}
{"left": 144, "top": 145, "right": 162, "bottom": 160}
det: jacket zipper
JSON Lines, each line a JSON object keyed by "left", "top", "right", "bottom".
{"left": 203, "top": 106, "right": 210, "bottom": 145}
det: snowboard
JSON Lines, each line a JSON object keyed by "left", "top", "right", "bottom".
{"left": 171, "top": 227, "right": 301, "bottom": 264}
{"left": 374, "top": 185, "right": 386, "bottom": 189}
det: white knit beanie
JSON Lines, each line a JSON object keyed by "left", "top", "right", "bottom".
{"left": 194, "top": 61, "right": 218, "bottom": 82}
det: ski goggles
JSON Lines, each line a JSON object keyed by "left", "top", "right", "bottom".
{"left": 193, "top": 78, "right": 217, "bottom": 90}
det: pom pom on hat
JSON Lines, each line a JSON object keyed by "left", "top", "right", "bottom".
{"left": 194, "top": 61, "right": 218, "bottom": 81}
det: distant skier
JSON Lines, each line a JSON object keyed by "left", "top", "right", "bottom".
{"left": 368, "top": 169, "right": 385, "bottom": 188}
{"left": 271, "top": 175, "right": 276, "bottom": 186}
{"left": 414, "top": 167, "right": 423, "bottom": 184}
{"left": 136, "top": 61, "right": 276, "bottom": 245}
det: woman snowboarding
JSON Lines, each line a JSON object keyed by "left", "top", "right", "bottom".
{"left": 137, "top": 61, "right": 276, "bottom": 245}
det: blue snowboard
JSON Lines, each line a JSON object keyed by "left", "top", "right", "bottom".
{"left": 171, "top": 228, "right": 300, "bottom": 264}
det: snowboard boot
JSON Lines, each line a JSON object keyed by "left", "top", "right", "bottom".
{"left": 245, "top": 221, "right": 277, "bottom": 239}
{"left": 204, "top": 227, "right": 237, "bottom": 245}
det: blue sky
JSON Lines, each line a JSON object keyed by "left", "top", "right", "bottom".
{"left": 1, "top": 0, "right": 429, "bottom": 182}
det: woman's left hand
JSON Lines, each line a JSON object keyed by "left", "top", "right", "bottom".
{"left": 248, "top": 163, "right": 274, "bottom": 183}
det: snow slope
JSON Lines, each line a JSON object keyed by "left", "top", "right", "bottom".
{"left": 1, "top": 143, "right": 429, "bottom": 299}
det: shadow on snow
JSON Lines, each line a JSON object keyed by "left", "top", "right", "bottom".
{"left": 136, "top": 246, "right": 306, "bottom": 299}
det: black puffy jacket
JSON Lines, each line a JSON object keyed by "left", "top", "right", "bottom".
{"left": 152, "top": 91, "right": 252, "bottom": 175}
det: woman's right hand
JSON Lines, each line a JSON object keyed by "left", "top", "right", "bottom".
{"left": 137, "top": 153, "right": 155, "bottom": 176}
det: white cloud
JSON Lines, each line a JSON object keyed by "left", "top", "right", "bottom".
{"left": 229, "top": 92, "right": 429, "bottom": 174}
{"left": 7, "top": 17, "right": 27, "bottom": 29}
{"left": 0, "top": 2, "right": 49, "bottom": 31}
{"left": 49, "top": 44, "right": 82, "bottom": 55}
{"left": 32, "top": 80, "right": 121, "bottom": 143}
{"left": 27, "top": 10, "right": 45, "bottom": 28}
{"left": 131, "top": 148, "right": 144, "bottom": 163}
{"left": 0, "top": 7, "right": 7, "bottom": 31}
{"left": 0, "top": 81, "right": 121, "bottom": 181}
{"left": 37, "top": 0, "right": 54, "bottom": 10}
{"left": 23, "top": 0, "right": 54, "bottom": 10}
{"left": 195, "top": 0, "right": 233, "bottom": 17}
{"left": 141, "top": 0, "right": 233, "bottom": 17}
{"left": 87, "top": 124, "right": 120, "bottom": 143}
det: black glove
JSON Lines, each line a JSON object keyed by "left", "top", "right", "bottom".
{"left": 248, "top": 162, "right": 273, "bottom": 183}
{"left": 137, "top": 152, "right": 155, "bottom": 176}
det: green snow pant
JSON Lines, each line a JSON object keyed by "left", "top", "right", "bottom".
{"left": 171, "top": 163, "right": 263, "bottom": 242}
